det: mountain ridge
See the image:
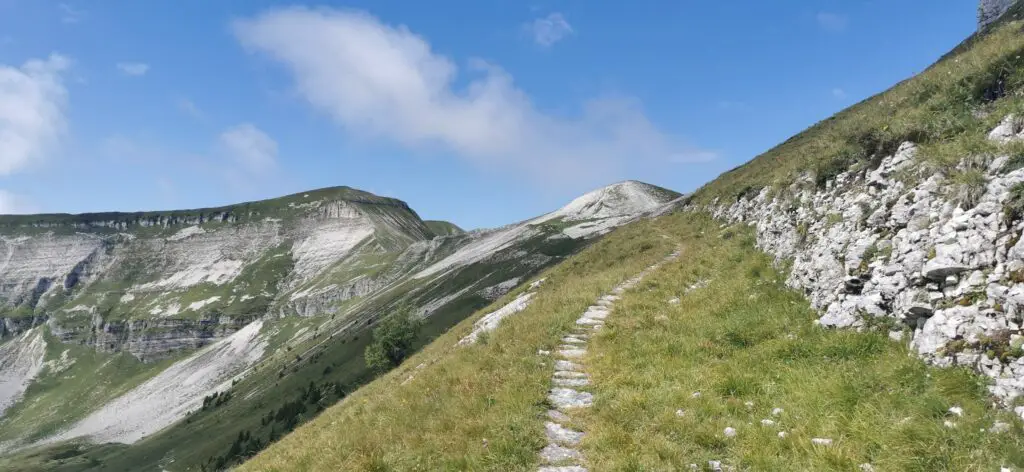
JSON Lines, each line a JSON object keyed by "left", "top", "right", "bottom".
{"left": 0, "top": 179, "right": 679, "bottom": 470}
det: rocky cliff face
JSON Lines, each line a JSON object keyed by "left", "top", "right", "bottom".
{"left": 0, "top": 183, "right": 679, "bottom": 366}
{"left": 0, "top": 181, "right": 679, "bottom": 455}
{"left": 700, "top": 117, "right": 1024, "bottom": 414}
{"left": 980, "top": 0, "right": 1016, "bottom": 29}
{"left": 0, "top": 188, "right": 435, "bottom": 361}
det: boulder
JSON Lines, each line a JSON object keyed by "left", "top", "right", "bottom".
{"left": 923, "top": 258, "right": 971, "bottom": 281}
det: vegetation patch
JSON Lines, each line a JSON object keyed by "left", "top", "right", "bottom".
{"left": 580, "top": 214, "right": 1022, "bottom": 471}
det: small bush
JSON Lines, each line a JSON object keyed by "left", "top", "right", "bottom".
{"left": 364, "top": 308, "right": 421, "bottom": 373}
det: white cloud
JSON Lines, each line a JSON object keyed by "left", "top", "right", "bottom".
{"left": 526, "top": 13, "right": 573, "bottom": 47}
{"left": 232, "top": 8, "right": 707, "bottom": 187}
{"left": 816, "top": 12, "right": 847, "bottom": 32}
{"left": 116, "top": 62, "right": 149, "bottom": 76}
{"left": 0, "top": 190, "right": 38, "bottom": 214}
{"left": 58, "top": 3, "right": 85, "bottom": 24}
{"left": 832, "top": 87, "right": 847, "bottom": 99}
{"left": 219, "top": 123, "right": 277, "bottom": 174}
{"left": 0, "top": 53, "right": 70, "bottom": 175}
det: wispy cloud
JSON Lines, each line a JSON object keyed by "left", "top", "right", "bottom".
{"left": 116, "top": 62, "right": 149, "bottom": 76}
{"left": 0, "top": 54, "right": 70, "bottom": 175}
{"left": 176, "top": 98, "right": 206, "bottom": 121}
{"left": 816, "top": 12, "right": 847, "bottom": 32}
{"left": 219, "top": 123, "right": 277, "bottom": 174}
{"left": 832, "top": 87, "right": 847, "bottom": 99}
{"left": 58, "top": 3, "right": 86, "bottom": 24}
{"left": 0, "top": 190, "right": 38, "bottom": 214}
{"left": 233, "top": 8, "right": 709, "bottom": 189}
{"left": 526, "top": 13, "right": 573, "bottom": 47}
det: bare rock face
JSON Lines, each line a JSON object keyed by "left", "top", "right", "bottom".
{"left": 0, "top": 188, "right": 433, "bottom": 361}
{"left": 701, "top": 120, "right": 1024, "bottom": 413}
{"left": 980, "top": 0, "right": 1016, "bottom": 29}
{"left": 0, "top": 183, "right": 680, "bottom": 363}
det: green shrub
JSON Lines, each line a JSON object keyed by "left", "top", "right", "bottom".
{"left": 364, "top": 309, "right": 421, "bottom": 373}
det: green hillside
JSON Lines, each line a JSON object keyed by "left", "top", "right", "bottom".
{"left": 239, "top": 213, "right": 1022, "bottom": 471}
{"left": 424, "top": 220, "right": 465, "bottom": 237}
{"left": 690, "top": 6, "right": 1024, "bottom": 206}
{"left": 235, "top": 10, "right": 1024, "bottom": 472}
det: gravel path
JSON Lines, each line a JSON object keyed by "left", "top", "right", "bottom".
{"left": 537, "top": 249, "right": 680, "bottom": 471}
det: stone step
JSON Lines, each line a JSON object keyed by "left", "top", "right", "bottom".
{"left": 538, "top": 466, "right": 588, "bottom": 472}
{"left": 554, "top": 371, "right": 589, "bottom": 379}
{"left": 547, "top": 409, "right": 570, "bottom": 423}
{"left": 557, "top": 348, "right": 587, "bottom": 359}
{"left": 549, "top": 388, "right": 593, "bottom": 409}
{"left": 545, "top": 421, "right": 584, "bottom": 445}
{"left": 554, "top": 378, "right": 590, "bottom": 387}
{"left": 554, "top": 360, "right": 582, "bottom": 371}
{"left": 539, "top": 443, "right": 583, "bottom": 463}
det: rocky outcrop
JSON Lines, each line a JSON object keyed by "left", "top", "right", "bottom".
{"left": 702, "top": 119, "right": 1024, "bottom": 411}
{"left": 980, "top": 0, "right": 1016, "bottom": 29}
{"left": 0, "top": 189, "right": 434, "bottom": 362}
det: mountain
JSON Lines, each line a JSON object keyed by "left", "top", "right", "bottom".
{"left": 423, "top": 221, "right": 464, "bottom": 237}
{"left": 229, "top": 4, "right": 1024, "bottom": 471}
{"left": 0, "top": 180, "right": 678, "bottom": 470}
{"left": 685, "top": 1, "right": 1024, "bottom": 408}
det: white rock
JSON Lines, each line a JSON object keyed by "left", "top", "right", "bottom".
{"left": 548, "top": 388, "right": 593, "bottom": 409}
{"left": 991, "top": 421, "right": 1011, "bottom": 433}
{"left": 723, "top": 427, "right": 737, "bottom": 438}
{"left": 545, "top": 421, "right": 584, "bottom": 445}
{"left": 811, "top": 438, "right": 833, "bottom": 446}
{"left": 539, "top": 443, "right": 582, "bottom": 463}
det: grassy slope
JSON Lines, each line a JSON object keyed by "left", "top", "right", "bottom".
{"left": 238, "top": 213, "right": 1022, "bottom": 471}
{"left": 424, "top": 221, "right": 465, "bottom": 237}
{"left": 240, "top": 207, "right": 1024, "bottom": 471}
{"left": 691, "top": 12, "right": 1024, "bottom": 205}
{"left": 238, "top": 218, "right": 678, "bottom": 471}
{"left": 583, "top": 214, "right": 1023, "bottom": 471}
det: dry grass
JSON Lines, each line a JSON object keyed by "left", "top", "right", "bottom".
{"left": 238, "top": 218, "right": 678, "bottom": 471}
{"left": 241, "top": 213, "right": 1024, "bottom": 471}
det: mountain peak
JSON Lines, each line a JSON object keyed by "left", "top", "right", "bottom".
{"left": 539, "top": 180, "right": 680, "bottom": 223}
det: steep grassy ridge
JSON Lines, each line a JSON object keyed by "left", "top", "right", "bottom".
{"left": 583, "top": 214, "right": 1023, "bottom": 471}
{"left": 692, "top": 10, "right": 1024, "bottom": 205}
{"left": 239, "top": 217, "right": 679, "bottom": 471}
{"left": 240, "top": 213, "right": 1021, "bottom": 471}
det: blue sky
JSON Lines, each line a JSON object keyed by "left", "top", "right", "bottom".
{"left": 0, "top": 1, "right": 978, "bottom": 229}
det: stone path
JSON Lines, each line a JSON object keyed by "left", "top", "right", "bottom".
{"left": 537, "top": 249, "right": 681, "bottom": 472}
